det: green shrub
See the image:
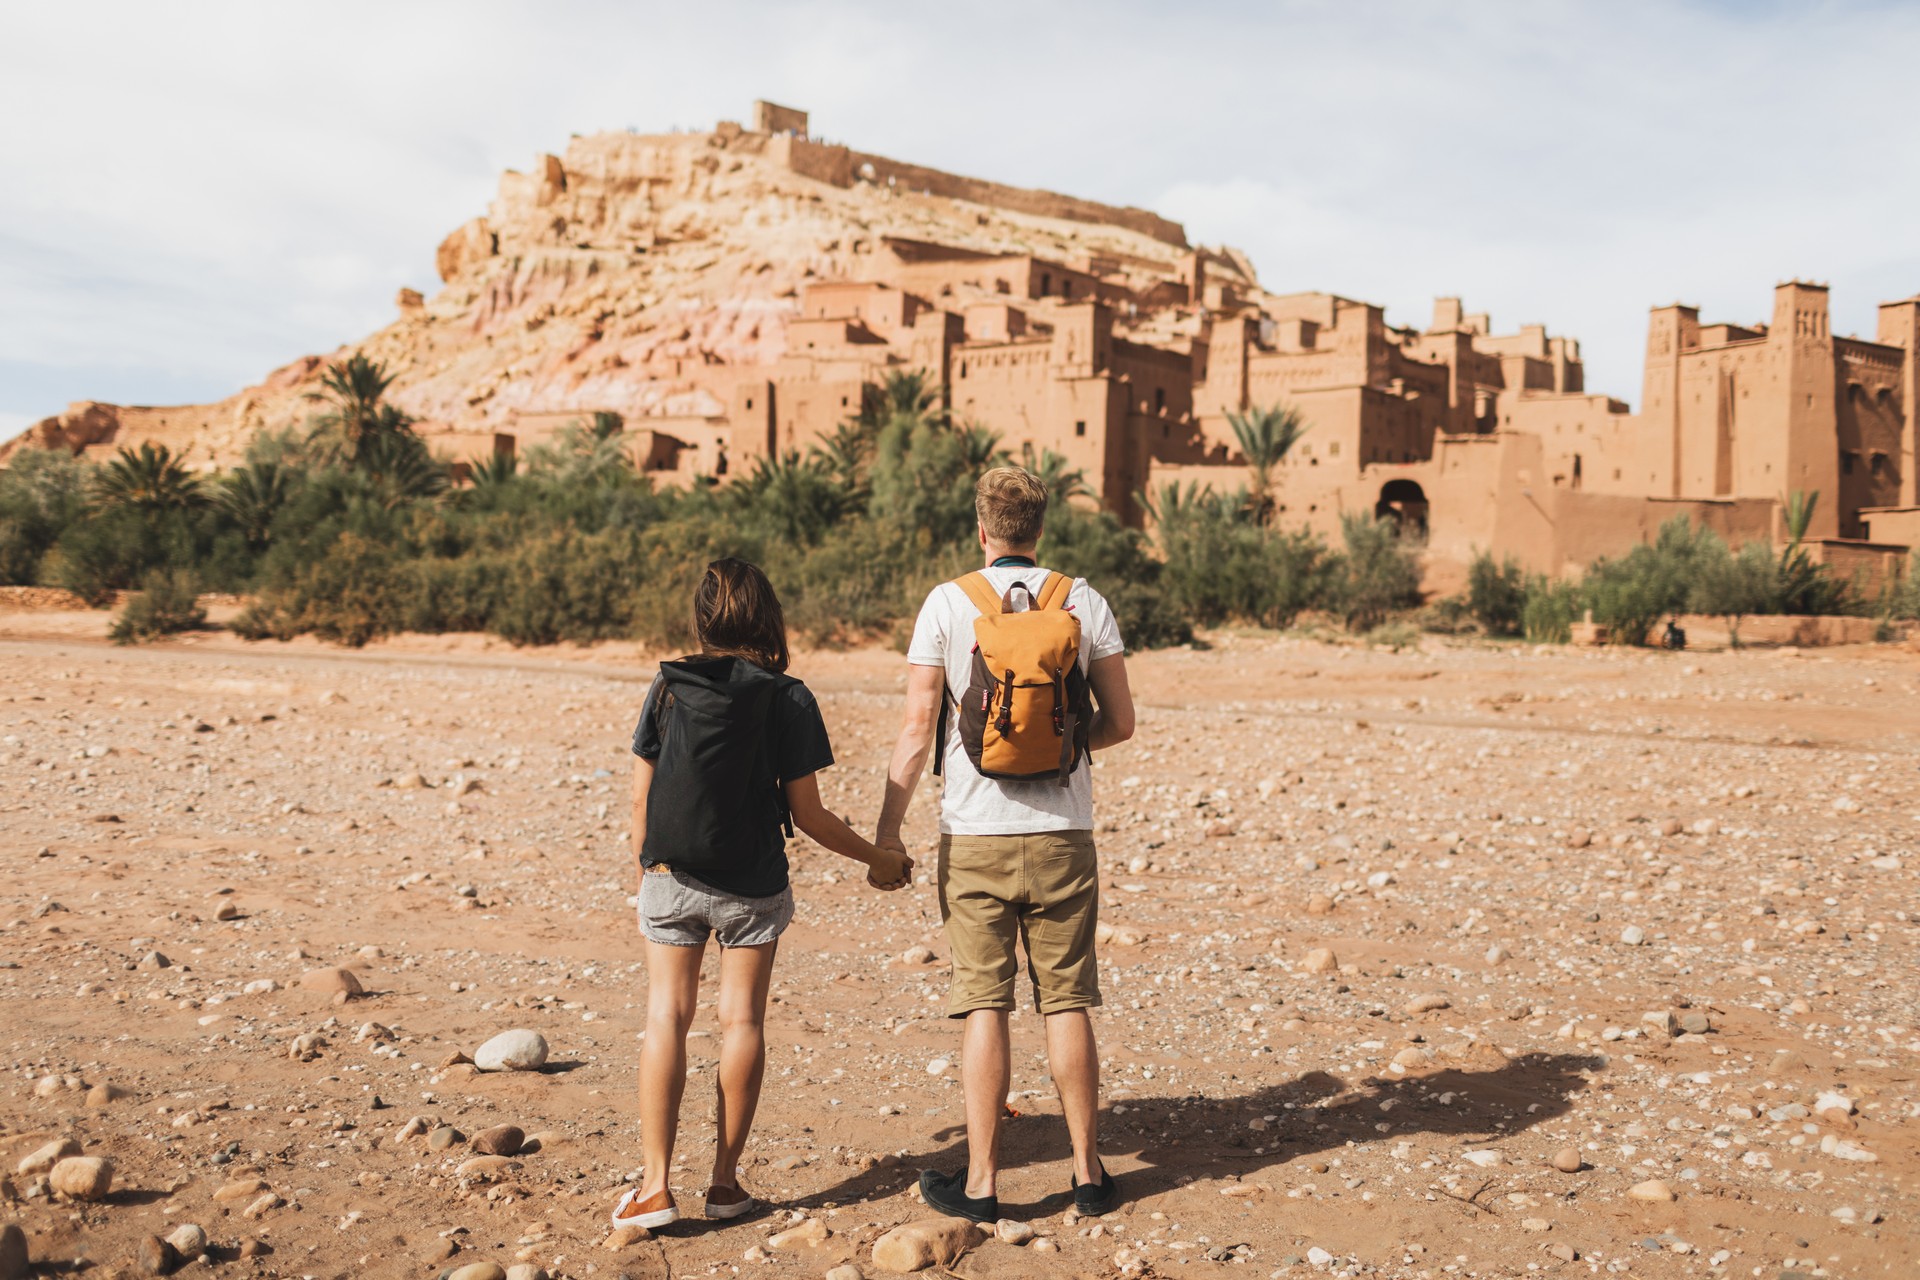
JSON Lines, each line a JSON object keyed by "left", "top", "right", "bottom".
{"left": 234, "top": 532, "right": 409, "bottom": 645}
{"left": 0, "top": 448, "right": 89, "bottom": 584}
{"left": 48, "top": 507, "right": 210, "bottom": 605}
{"left": 1689, "top": 538, "right": 1775, "bottom": 646}
{"left": 1580, "top": 516, "right": 1712, "bottom": 645}
{"left": 1336, "top": 512, "right": 1421, "bottom": 631}
{"left": 1151, "top": 486, "right": 1339, "bottom": 629}
{"left": 109, "top": 568, "right": 206, "bottom": 644}
{"left": 1883, "top": 557, "right": 1920, "bottom": 621}
{"left": 1365, "top": 620, "right": 1421, "bottom": 650}
{"left": 1465, "top": 550, "right": 1526, "bottom": 636}
{"left": 1521, "top": 577, "right": 1579, "bottom": 644}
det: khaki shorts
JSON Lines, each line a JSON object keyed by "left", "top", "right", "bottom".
{"left": 936, "top": 831, "right": 1101, "bottom": 1018}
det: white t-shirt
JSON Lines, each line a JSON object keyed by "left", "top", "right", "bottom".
{"left": 907, "top": 565, "right": 1126, "bottom": 835}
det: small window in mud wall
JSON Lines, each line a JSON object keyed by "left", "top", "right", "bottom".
{"left": 1075, "top": 420, "right": 1086, "bottom": 437}
{"left": 1062, "top": 279, "right": 1073, "bottom": 299}
{"left": 1842, "top": 452, "right": 1856, "bottom": 475}
{"left": 716, "top": 450, "right": 729, "bottom": 477}
{"left": 1041, "top": 272, "right": 1052, "bottom": 296}
{"left": 1329, "top": 442, "right": 1340, "bottom": 457}
{"left": 1154, "top": 387, "right": 1166, "bottom": 412}
{"left": 959, "top": 360, "right": 968, "bottom": 378}
{"left": 841, "top": 395, "right": 848, "bottom": 407}
{"left": 1573, "top": 454, "right": 1583, "bottom": 488}
{"left": 1871, "top": 452, "right": 1887, "bottom": 476}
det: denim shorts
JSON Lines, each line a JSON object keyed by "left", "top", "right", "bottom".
{"left": 639, "top": 867, "right": 794, "bottom": 949}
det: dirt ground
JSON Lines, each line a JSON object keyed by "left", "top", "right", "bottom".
{"left": 2, "top": 612, "right": 1916, "bottom": 1280}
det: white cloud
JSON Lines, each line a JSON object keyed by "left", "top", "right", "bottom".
{"left": 3, "top": 0, "right": 1918, "bottom": 420}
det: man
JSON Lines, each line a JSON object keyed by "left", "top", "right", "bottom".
{"left": 876, "top": 465, "right": 1136, "bottom": 1223}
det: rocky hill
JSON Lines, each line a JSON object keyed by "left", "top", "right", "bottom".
{"left": 5, "top": 103, "right": 1237, "bottom": 470}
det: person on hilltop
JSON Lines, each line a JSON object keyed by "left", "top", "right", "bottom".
{"left": 612, "top": 557, "right": 914, "bottom": 1231}
{"left": 875, "top": 466, "right": 1137, "bottom": 1223}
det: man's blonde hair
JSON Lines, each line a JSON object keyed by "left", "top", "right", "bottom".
{"left": 975, "top": 466, "right": 1049, "bottom": 547}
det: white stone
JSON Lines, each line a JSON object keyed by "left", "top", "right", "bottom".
{"left": 473, "top": 1029, "right": 548, "bottom": 1072}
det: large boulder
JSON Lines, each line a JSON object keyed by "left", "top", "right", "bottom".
{"left": 297, "top": 967, "right": 362, "bottom": 998}
{"left": 471, "top": 1124, "right": 524, "bottom": 1156}
{"left": 870, "top": 1218, "right": 986, "bottom": 1273}
{"left": 473, "top": 1030, "right": 548, "bottom": 1073}
{"left": 17, "top": 1139, "right": 80, "bottom": 1176}
{"left": 49, "top": 1156, "right": 114, "bottom": 1201}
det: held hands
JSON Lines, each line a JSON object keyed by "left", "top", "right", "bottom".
{"left": 867, "top": 828, "right": 913, "bottom": 891}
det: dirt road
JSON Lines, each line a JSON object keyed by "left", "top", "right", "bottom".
{"left": 2, "top": 625, "right": 1915, "bottom": 1279}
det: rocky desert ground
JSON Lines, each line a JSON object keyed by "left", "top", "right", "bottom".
{"left": 2, "top": 612, "right": 1916, "bottom": 1280}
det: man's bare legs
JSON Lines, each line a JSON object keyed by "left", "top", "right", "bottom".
{"left": 960, "top": 1007, "right": 1104, "bottom": 1198}
{"left": 710, "top": 940, "right": 778, "bottom": 1191}
{"left": 1045, "top": 1009, "right": 1103, "bottom": 1186}
{"left": 636, "top": 940, "right": 704, "bottom": 1203}
{"left": 961, "top": 1010, "right": 1012, "bottom": 1198}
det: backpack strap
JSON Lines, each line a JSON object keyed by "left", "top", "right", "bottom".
{"left": 954, "top": 570, "right": 1004, "bottom": 617}
{"left": 1035, "top": 571, "right": 1072, "bottom": 612}
{"left": 933, "top": 686, "right": 949, "bottom": 778}
{"left": 754, "top": 680, "right": 794, "bottom": 840}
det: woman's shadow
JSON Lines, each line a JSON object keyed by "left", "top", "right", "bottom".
{"left": 794, "top": 1050, "right": 1607, "bottom": 1219}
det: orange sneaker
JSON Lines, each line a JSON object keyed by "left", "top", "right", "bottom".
{"left": 703, "top": 1181, "right": 757, "bottom": 1220}
{"left": 610, "top": 1185, "right": 678, "bottom": 1230}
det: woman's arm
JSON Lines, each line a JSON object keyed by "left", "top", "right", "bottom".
{"left": 630, "top": 755, "right": 653, "bottom": 888}
{"left": 785, "top": 772, "right": 913, "bottom": 890}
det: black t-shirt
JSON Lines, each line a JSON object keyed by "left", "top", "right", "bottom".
{"left": 631, "top": 658, "right": 834, "bottom": 896}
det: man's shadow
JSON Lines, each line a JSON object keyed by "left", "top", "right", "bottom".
{"left": 796, "top": 1052, "right": 1605, "bottom": 1219}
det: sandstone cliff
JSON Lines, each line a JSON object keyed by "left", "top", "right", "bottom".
{"left": 4, "top": 115, "right": 1239, "bottom": 470}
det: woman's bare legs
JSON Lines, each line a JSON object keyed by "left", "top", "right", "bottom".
{"left": 637, "top": 939, "right": 706, "bottom": 1203}
{"left": 710, "top": 940, "right": 778, "bottom": 1190}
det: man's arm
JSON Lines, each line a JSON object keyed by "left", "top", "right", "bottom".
{"left": 1086, "top": 652, "right": 1136, "bottom": 752}
{"left": 630, "top": 755, "right": 654, "bottom": 885}
{"left": 876, "top": 662, "right": 946, "bottom": 850}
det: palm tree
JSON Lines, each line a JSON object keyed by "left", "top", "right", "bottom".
{"left": 466, "top": 451, "right": 519, "bottom": 489}
{"left": 523, "top": 423, "right": 634, "bottom": 487}
{"left": 871, "top": 368, "right": 943, "bottom": 425}
{"left": 957, "top": 423, "right": 1008, "bottom": 473}
{"left": 217, "top": 460, "right": 297, "bottom": 546}
{"left": 810, "top": 418, "right": 879, "bottom": 501}
{"left": 735, "top": 451, "right": 845, "bottom": 545}
{"left": 307, "top": 354, "right": 416, "bottom": 468}
{"left": 1019, "top": 443, "right": 1091, "bottom": 502}
{"left": 94, "top": 442, "right": 207, "bottom": 511}
{"left": 1138, "top": 479, "right": 1240, "bottom": 531}
{"left": 1226, "top": 402, "right": 1309, "bottom": 525}
{"left": 354, "top": 431, "right": 448, "bottom": 508}
{"left": 1783, "top": 489, "right": 1818, "bottom": 547}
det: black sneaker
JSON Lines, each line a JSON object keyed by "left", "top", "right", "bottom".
{"left": 919, "top": 1169, "right": 999, "bottom": 1224}
{"left": 1072, "top": 1164, "right": 1119, "bottom": 1216}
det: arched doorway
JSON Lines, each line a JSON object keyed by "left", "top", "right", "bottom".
{"left": 1375, "top": 479, "right": 1429, "bottom": 539}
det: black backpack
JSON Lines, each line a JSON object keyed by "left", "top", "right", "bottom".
{"left": 641, "top": 657, "right": 793, "bottom": 880}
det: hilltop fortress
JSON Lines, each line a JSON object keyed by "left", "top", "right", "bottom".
{"left": 9, "top": 100, "right": 1918, "bottom": 582}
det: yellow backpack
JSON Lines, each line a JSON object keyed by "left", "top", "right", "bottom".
{"left": 935, "top": 570, "right": 1093, "bottom": 786}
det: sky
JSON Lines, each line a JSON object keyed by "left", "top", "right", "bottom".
{"left": 4, "top": 0, "right": 1919, "bottom": 443}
